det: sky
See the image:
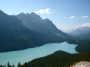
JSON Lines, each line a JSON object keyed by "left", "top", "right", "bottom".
{"left": 0, "top": 0, "right": 90, "bottom": 32}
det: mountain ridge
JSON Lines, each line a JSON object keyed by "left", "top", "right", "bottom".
{"left": 0, "top": 10, "right": 70, "bottom": 52}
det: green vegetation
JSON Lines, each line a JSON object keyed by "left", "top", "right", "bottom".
{"left": 0, "top": 51, "right": 90, "bottom": 67}
{"left": 30, "top": 51, "right": 90, "bottom": 67}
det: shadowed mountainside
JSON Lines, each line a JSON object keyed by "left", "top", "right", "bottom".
{"left": 0, "top": 10, "right": 72, "bottom": 52}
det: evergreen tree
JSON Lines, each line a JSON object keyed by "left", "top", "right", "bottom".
{"left": 7, "top": 62, "right": 12, "bottom": 67}
{"left": 17, "top": 63, "right": 21, "bottom": 67}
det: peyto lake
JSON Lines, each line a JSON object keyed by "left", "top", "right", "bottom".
{"left": 0, "top": 42, "right": 78, "bottom": 65}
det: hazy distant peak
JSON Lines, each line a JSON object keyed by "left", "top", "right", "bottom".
{"left": 30, "top": 12, "right": 40, "bottom": 16}
{"left": 0, "top": 10, "right": 3, "bottom": 13}
{"left": 17, "top": 12, "right": 30, "bottom": 17}
{"left": 18, "top": 12, "right": 41, "bottom": 18}
{"left": 18, "top": 12, "right": 25, "bottom": 15}
{"left": 18, "top": 12, "right": 54, "bottom": 23}
{"left": 43, "top": 18, "right": 51, "bottom": 22}
{"left": 30, "top": 12, "right": 42, "bottom": 20}
{"left": 0, "top": 10, "right": 7, "bottom": 16}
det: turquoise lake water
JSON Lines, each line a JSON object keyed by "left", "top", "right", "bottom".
{"left": 0, "top": 42, "right": 78, "bottom": 65}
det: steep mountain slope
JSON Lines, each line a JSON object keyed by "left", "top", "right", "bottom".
{"left": 17, "top": 12, "right": 69, "bottom": 43}
{"left": 69, "top": 27, "right": 90, "bottom": 53}
{"left": 0, "top": 10, "right": 35, "bottom": 52}
{"left": 0, "top": 10, "right": 71, "bottom": 52}
{"left": 17, "top": 12, "right": 66, "bottom": 35}
{"left": 17, "top": 12, "right": 75, "bottom": 43}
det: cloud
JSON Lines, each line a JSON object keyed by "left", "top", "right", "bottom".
{"left": 69, "top": 16, "right": 75, "bottom": 19}
{"left": 71, "top": 23, "right": 90, "bottom": 30}
{"left": 67, "top": 22, "right": 90, "bottom": 32}
{"left": 80, "top": 16, "right": 89, "bottom": 18}
{"left": 64, "top": 16, "right": 89, "bottom": 19}
{"left": 56, "top": 22, "right": 90, "bottom": 32}
{"left": 64, "top": 16, "right": 75, "bottom": 19}
{"left": 79, "top": 23, "right": 90, "bottom": 27}
{"left": 33, "top": 8, "right": 51, "bottom": 15}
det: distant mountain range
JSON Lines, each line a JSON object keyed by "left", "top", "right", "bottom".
{"left": 69, "top": 27, "right": 90, "bottom": 53}
{"left": 69, "top": 27, "right": 90, "bottom": 40}
{"left": 0, "top": 10, "right": 70, "bottom": 52}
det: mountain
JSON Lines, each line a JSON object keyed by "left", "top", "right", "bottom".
{"left": 0, "top": 10, "right": 70, "bottom": 52}
{"left": 17, "top": 12, "right": 75, "bottom": 43}
{"left": 0, "top": 10, "right": 35, "bottom": 52}
{"left": 20, "top": 51, "right": 90, "bottom": 67}
{"left": 17, "top": 12, "right": 69, "bottom": 42}
{"left": 69, "top": 27, "right": 90, "bottom": 40}
{"left": 17, "top": 12, "right": 66, "bottom": 35}
{"left": 68, "top": 27, "right": 90, "bottom": 53}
